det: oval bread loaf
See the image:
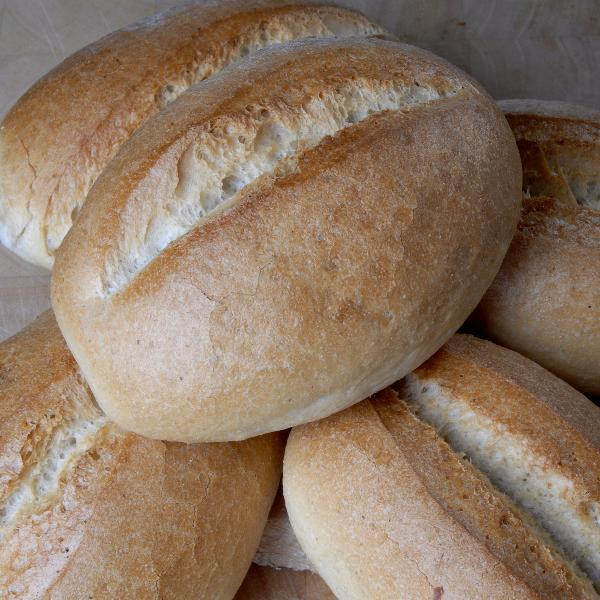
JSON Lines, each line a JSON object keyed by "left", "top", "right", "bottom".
{"left": 0, "top": 1, "right": 383, "bottom": 268}
{"left": 284, "top": 335, "right": 600, "bottom": 599}
{"left": 0, "top": 311, "right": 284, "bottom": 600}
{"left": 473, "top": 100, "right": 600, "bottom": 396}
{"left": 51, "top": 37, "right": 522, "bottom": 442}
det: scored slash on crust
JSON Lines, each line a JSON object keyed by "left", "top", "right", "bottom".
{"left": 102, "top": 79, "right": 457, "bottom": 295}
{"left": 0, "top": 3, "right": 384, "bottom": 268}
{"left": 0, "top": 415, "right": 108, "bottom": 542}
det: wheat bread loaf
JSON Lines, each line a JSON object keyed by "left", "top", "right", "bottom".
{"left": 0, "top": 1, "right": 383, "bottom": 268}
{"left": 474, "top": 99, "right": 600, "bottom": 396}
{"left": 284, "top": 335, "right": 600, "bottom": 599}
{"left": 52, "top": 37, "right": 521, "bottom": 442}
{"left": 0, "top": 311, "right": 284, "bottom": 599}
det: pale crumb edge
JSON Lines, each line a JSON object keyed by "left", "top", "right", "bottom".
{"left": 103, "top": 80, "right": 460, "bottom": 296}
{"left": 404, "top": 374, "right": 600, "bottom": 593}
{"left": 0, "top": 3, "right": 384, "bottom": 269}
{"left": 0, "top": 415, "right": 109, "bottom": 542}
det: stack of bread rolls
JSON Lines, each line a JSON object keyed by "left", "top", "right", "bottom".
{"left": 0, "top": 311, "right": 284, "bottom": 598}
{"left": 284, "top": 335, "right": 600, "bottom": 599}
{"left": 0, "top": 1, "right": 597, "bottom": 598}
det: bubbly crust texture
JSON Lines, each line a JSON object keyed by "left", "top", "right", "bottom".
{"left": 235, "top": 565, "right": 335, "bottom": 600}
{"left": 0, "top": 311, "right": 284, "bottom": 599}
{"left": 51, "top": 37, "right": 521, "bottom": 442}
{"left": 474, "top": 99, "right": 600, "bottom": 396}
{"left": 283, "top": 335, "right": 600, "bottom": 600}
{"left": 0, "top": 0, "right": 383, "bottom": 268}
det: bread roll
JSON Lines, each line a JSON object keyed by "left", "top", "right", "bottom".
{"left": 0, "top": 1, "right": 382, "bottom": 268}
{"left": 473, "top": 100, "right": 600, "bottom": 396}
{"left": 51, "top": 37, "right": 521, "bottom": 442}
{"left": 0, "top": 311, "right": 284, "bottom": 599}
{"left": 284, "top": 335, "right": 600, "bottom": 599}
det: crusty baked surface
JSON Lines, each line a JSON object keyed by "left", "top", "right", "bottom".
{"left": 403, "top": 335, "right": 600, "bottom": 587}
{"left": 0, "top": 311, "right": 284, "bottom": 599}
{"left": 0, "top": 1, "right": 382, "bottom": 267}
{"left": 284, "top": 335, "right": 600, "bottom": 599}
{"left": 52, "top": 37, "right": 521, "bottom": 442}
{"left": 474, "top": 99, "right": 600, "bottom": 396}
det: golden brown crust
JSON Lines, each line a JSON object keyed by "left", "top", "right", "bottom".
{"left": 235, "top": 565, "right": 335, "bottom": 600}
{"left": 414, "top": 334, "right": 600, "bottom": 451}
{"left": 283, "top": 336, "right": 600, "bottom": 599}
{"left": 0, "top": 311, "right": 284, "bottom": 599}
{"left": 52, "top": 37, "right": 521, "bottom": 442}
{"left": 372, "top": 396, "right": 595, "bottom": 600}
{"left": 499, "top": 99, "right": 600, "bottom": 208}
{"left": 0, "top": 310, "right": 88, "bottom": 500}
{"left": 474, "top": 194, "right": 600, "bottom": 396}
{"left": 284, "top": 394, "right": 539, "bottom": 600}
{"left": 0, "top": 1, "right": 382, "bottom": 267}
{"left": 474, "top": 100, "right": 600, "bottom": 396}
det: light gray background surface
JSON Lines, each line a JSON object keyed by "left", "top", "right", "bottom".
{"left": 0, "top": 0, "right": 598, "bottom": 339}
{"left": 2, "top": 0, "right": 598, "bottom": 121}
